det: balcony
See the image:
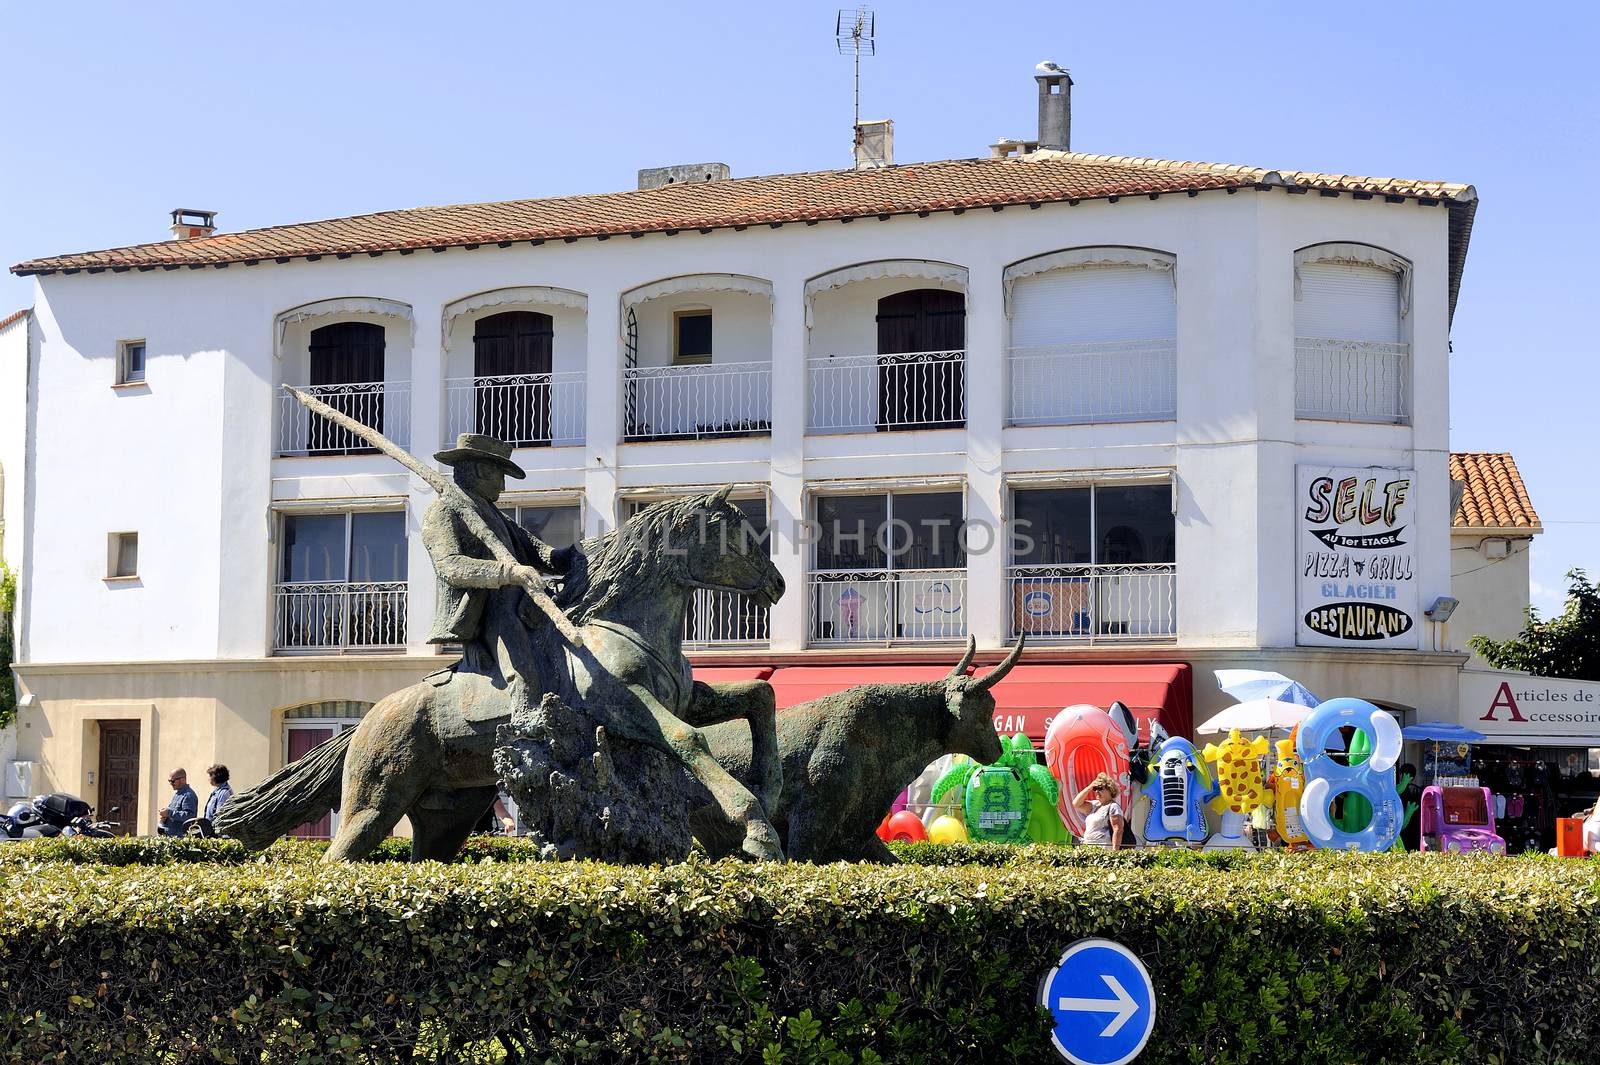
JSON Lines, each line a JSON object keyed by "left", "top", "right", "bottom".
{"left": 683, "top": 588, "right": 770, "bottom": 648}
{"left": 1008, "top": 563, "right": 1176, "bottom": 643}
{"left": 445, "top": 373, "right": 585, "bottom": 448}
{"left": 808, "top": 569, "right": 967, "bottom": 644}
{"left": 1295, "top": 338, "right": 1410, "bottom": 423}
{"left": 807, "top": 351, "right": 966, "bottom": 434}
{"left": 273, "top": 581, "right": 407, "bottom": 653}
{"left": 277, "top": 382, "right": 410, "bottom": 457}
{"left": 1007, "top": 339, "right": 1177, "bottom": 425}
{"left": 623, "top": 361, "right": 772, "bottom": 442}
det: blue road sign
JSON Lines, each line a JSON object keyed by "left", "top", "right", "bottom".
{"left": 1038, "top": 938, "right": 1156, "bottom": 1065}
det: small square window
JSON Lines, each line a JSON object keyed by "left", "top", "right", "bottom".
{"left": 108, "top": 532, "right": 139, "bottom": 578}
{"left": 674, "top": 311, "right": 712, "bottom": 363}
{"left": 117, "top": 340, "right": 147, "bottom": 385}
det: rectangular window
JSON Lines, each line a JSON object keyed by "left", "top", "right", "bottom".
{"left": 814, "top": 491, "right": 964, "bottom": 571}
{"left": 810, "top": 490, "right": 966, "bottom": 644}
{"left": 117, "top": 340, "right": 147, "bottom": 385}
{"left": 1010, "top": 485, "right": 1172, "bottom": 566}
{"left": 674, "top": 310, "right": 713, "bottom": 363}
{"left": 275, "top": 510, "right": 408, "bottom": 652}
{"left": 107, "top": 532, "right": 139, "bottom": 578}
{"left": 508, "top": 503, "right": 582, "bottom": 550}
{"left": 1009, "top": 482, "right": 1176, "bottom": 641}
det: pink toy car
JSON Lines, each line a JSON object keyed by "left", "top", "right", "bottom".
{"left": 1420, "top": 786, "right": 1506, "bottom": 855}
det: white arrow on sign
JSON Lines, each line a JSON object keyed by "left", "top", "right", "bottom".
{"left": 1058, "top": 973, "right": 1138, "bottom": 1038}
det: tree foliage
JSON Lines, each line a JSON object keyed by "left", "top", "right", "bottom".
{"left": 1471, "top": 568, "right": 1600, "bottom": 681}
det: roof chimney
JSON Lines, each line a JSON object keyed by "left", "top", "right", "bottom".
{"left": 1034, "top": 61, "right": 1072, "bottom": 150}
{"left": 170, "top": 208, "right": 217, "bottom": 240}
{"left": 853, "top": 119, "right": 893, "bottom": 170}
{"left": 637, "top": 163, "right": 731, "bottom": 191}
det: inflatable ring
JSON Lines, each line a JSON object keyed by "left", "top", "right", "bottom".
{"left": 1296, "top": 698, "right": 1403, "bottom": 852}
{"left": 1295, "top": 697, "right": 1402, "bottom": 780}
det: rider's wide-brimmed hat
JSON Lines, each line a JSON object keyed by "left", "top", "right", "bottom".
{"left": 433, "top": 433, "right": 524, "bottom": 478}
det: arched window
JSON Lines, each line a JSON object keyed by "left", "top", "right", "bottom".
{"left": 1294, "top": 245, "right": 1410, "bottom": 423}
{"left": 473, "top": 311, "right": 554, "bottom": 446}
{"left": 282, "top": 701, "right": 372, "bottom": 839}
{"left": 1005, "top": 249, "right": 1176, "bottom": 425}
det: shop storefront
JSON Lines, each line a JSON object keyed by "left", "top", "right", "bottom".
{"left": 1442, "top": 670, "right": 1600, "bottom": 853}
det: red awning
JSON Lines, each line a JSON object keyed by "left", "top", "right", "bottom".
{"left": 692, "top": 666, "right": 775, "bottom": 685}
{"left": 985, "top": 664, "right": 1192, "bottom": 745}
{"left": 766, "top": 665, "right": 955, "bottom": 710}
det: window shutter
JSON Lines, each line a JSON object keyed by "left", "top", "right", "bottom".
{"left": 1010, "top": 266, "right": 1175, "bottom": 348}
{"left": 1295, "top": 262, "right": 1401, "bottom": 342}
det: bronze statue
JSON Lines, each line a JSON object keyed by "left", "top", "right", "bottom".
{"left": 217, "top": 392, "right": 785, "bottom": 862}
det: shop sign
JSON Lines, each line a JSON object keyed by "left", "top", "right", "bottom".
{"left": 1296, "top": 465, "right": 1418, "bottom": 649}
{"left": 1460, "top": 670, "right": 1600, "bottom": 744}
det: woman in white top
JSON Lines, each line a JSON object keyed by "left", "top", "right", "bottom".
{"left": 1072, "top": 772, "right": 1125, "bottom": 848}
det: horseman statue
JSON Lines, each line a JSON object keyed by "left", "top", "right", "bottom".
{"left": 423, "top": 433, "right": 568, "bottom": 692}
{"left": 217, "top": 391, "right": 786, "bottom": 862}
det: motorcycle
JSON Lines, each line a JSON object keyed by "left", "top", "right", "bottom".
{"left": 0, "top": 794, "right": 119, "bottom": 840}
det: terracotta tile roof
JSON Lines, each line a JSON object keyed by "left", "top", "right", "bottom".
{"left": 1451, "top": 452, "right": 1541, "bottom": 530}
{"left": 9, "top": 153, "right": 1476, "bottom": 314}
{"left": 0, "top": 307, "right": 28, "bottom": 332}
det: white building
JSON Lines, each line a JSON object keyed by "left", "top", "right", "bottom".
{"left": 0, "top": 306, "right": 29, "bottom": 571}
{"left": 8, "top": 73, "right": 1489, "bottom": 834}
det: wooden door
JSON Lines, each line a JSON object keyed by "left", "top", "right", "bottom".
{"left": 308, "top": 321, "right": 386, "bottom": 452}
{"left": 96, "top": 721, "right": 140, "bottom": 836}
{"left": 875, "top": 289, "right": 965, "bottom": 430}
{"left": 474, "top": 311, "right": 554, "bottom": 446}
{"left": 285, "top": 727, "right": 334, "bottom": 839}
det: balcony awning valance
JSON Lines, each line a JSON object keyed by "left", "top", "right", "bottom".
{"left": 803, "top": 260, "right": 968, "bottom": 327}
{"left": 274, "top": 297, "right": 413, "bottom": 357}
{"left": 621, "top": 273, "right": 773, "bottom": 313}
{"left": 1294, "top": 243, "right": 1412, "bottom": 318}
{"left": 1002, "top": 247, "right": 1175, "bottom": 315}
{"left": 441, "top": 286, "right": 588, "bottom": 345}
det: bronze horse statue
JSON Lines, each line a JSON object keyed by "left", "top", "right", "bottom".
{"left": 217, "top": 489, "right": 787, "bottom": 862}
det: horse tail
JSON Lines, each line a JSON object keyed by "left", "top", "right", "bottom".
{"left": 212, "top": 729, "right": 353, "bottom": 849}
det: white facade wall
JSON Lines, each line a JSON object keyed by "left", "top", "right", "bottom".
{"left": 0, "top": 311, "right": 29, "bottom": 571}
{"left": 1450, "top": 531, "right": 1535, "bottom": 664}
{"left": 18, "top": 188, "right": 1456, "bottom": 668}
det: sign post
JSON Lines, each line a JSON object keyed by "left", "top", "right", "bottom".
{"left": 1039, "top": 938, "right": 1156, "bottom": 1065}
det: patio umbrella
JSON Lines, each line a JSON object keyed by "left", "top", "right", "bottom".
{"left": 1195, "top": 698, "right": 1314, "bottom": 735}
{"left": 1401, "top": 721, "right": 1487, "bottom": 743}
{"left": 1214, "top": 669, "right": 1320, "bottom": 708}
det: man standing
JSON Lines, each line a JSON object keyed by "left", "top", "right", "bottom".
{"left": 423, "top": 433, "right": 569, "bottom": 686}
{"left": 204, "top": 764, "right": 233, "bottom": 821}
{"left": 159, "top": 768, "right": 198, "bottom": 837}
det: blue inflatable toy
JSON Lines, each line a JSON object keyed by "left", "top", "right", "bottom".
{"left": 1141, "top": 737, "right": 1219, "bottom": 845}
{"left": 1296, "top": 697, "right": 1403, "bottom": 852}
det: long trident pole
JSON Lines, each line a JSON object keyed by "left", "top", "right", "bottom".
{"left": 284, "top": 386, "right": 580, "bottom": 645}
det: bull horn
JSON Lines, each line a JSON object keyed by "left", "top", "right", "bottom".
{"left": 707, "top": 485, "right": 733, "bottom": 506}
{"left": 946, "top": 635, "right": 978, "bottom": 679}
{"left": 973, "top": 633, "right": 1027, "bottom": 692}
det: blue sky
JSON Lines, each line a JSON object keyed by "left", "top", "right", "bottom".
{"left": 2, "top": 1, "right": 1594, "bottom": 615}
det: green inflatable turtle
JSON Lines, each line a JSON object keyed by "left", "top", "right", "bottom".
{"left": 932, "top": 734, "right": 1064, "bottom": 844}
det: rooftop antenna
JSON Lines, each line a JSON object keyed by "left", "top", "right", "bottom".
{"left": 836, "top": 6, "right": 876, "bottom": 162}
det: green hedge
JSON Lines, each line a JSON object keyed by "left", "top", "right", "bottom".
{"left": 0, "top": 834, "right": 544, "bottom": 867}
{"left": 0, "top": 850, "right": 1595, "bottom": 1064}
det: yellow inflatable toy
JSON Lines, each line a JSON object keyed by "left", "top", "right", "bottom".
{"left": 1201, "top": 728, "right": 1271, "bottom": 849}
{"left": 1268, "top": 738, "right": 1311, "bottom": 851}
{"left": 927, "top": 815, "right": 969, "bottom": 844}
